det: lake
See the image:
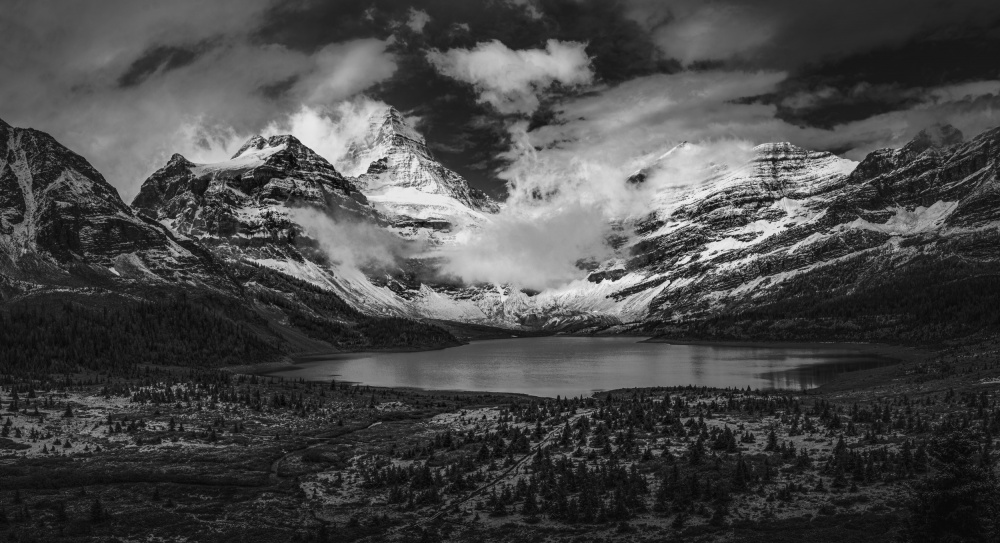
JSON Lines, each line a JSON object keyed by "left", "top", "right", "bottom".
{"left": 265, "top": 337, "right": 897, "bottom": 398}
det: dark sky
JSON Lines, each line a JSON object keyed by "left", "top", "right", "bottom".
{"left": 3, "top": 0, "right": 1000, "bottom": 202}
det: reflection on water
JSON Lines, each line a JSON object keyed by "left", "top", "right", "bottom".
{"left": 266, "top": 337, "right": 895, "bottom": 398}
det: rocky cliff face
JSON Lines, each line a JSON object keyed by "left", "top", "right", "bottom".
{"left": 626, "top": 124, "right": 1000, "bottom": 334}
{"left": 132, "top": 134, "right": 375, "bottom": 257}
{"left": 0, "top": 119, "right": 460, "bottom": 354}
{"left": 130, "top": 108, "right": 507, "bottom": 319}
{"left": 344, "top": 107, "right": 498, "bottom": 237}
{"left": 0, "top": 117, "right": 226, "bottom": 296}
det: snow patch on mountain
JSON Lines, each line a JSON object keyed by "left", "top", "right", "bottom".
{"left": 845, "top": 201, "right": 959, "bottom": 235}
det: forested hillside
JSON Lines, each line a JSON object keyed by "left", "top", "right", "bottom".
{"left": 651, "top": 253, "right": 1000, "bottom": 344}
{"left": 0, "top": 293, "right": 280, "bottom": 375}
{"left": 0, "top": 260, "right": 461, "bottom": 376}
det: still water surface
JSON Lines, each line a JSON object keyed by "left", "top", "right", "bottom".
{"left": 267, "top": 337, "right": 895, "bottom": 398}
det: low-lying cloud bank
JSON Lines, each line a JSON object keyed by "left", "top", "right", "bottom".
{"left": 439, "top": 202, "right": 613, "bottom": 291}
{"left": 290, "top": 207, "right": 418, "bottom": 271}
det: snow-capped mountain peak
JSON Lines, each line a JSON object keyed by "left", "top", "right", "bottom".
{"left": 343, "top": 105, "right": 498, "bottom": 229}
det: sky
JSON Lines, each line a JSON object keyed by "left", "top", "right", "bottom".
{"left": 3, "top": 0, "right": 1000, "bottom": 206}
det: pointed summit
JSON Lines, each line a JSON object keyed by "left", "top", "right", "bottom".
{"left": 133, "top": 132, "right": 369, "bottom": 229}
{"left": 346, "top": 105, "right": 498, "bottom": 218}
{"left": 345, "top": 107, "right": 432, "bottom": 173}
{"left": 375, "top": 107, "right": 430, "bottom": 155}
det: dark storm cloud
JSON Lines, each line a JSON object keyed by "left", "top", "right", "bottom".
{"left": 118, "top": 43, "right": 211, "bottom": 88}
{"left": 3, "top": 0, "right": 1000, "bottom": 205}
{"left": 0, "top": 0, "right": 399, "bottom": 201}
{"left": 623, "top": 0, "right": 1000, "bottom": 127}
{"left": 770, "top": 22, "right": 1000, "bottom": 128}
{"left": 249, "top": 0, "right": 675, "bottom": 196}
{"left": 625, "top": 0, "right": 1000, "bottom": 68}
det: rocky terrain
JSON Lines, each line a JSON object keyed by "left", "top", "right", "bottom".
{"left": 0, "top": 118, "right": 229, "bottom": 296}
{"left": 345, "top": 107, "right": 499, "bottom": 234}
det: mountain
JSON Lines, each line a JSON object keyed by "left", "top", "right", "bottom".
{"left": 132, "top": 133, "right": 374, "bottom": 254}
{"left": 344, "top": 107, "right": 498, "bottom": 238}
{"left": 364, "top": 122, "right": 999, "bottom": 339}
{"left": 0, "top": 117, "right": 228, "bottom": 296}
{"left": 0, "top": 118, "right": 460, "bottom": 374}
{"left": 130, "top": 107, "right": 508, "bottom": 320}
{"left": 636, "top": 125, "right": 1000, "bottom": 341}
{"left": 127, "top": 105, "right": 1000, "bottom": 341}
{"left": 4, "top": 106, "right": 999, "bottom": 356}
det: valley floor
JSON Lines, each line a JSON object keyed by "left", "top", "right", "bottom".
{"left": 0, "top": 337, "right": 997, "bottom": 542}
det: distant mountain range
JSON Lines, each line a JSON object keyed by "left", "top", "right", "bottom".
{"left": 2, "top": 107, "right": 998, "bottom": 371}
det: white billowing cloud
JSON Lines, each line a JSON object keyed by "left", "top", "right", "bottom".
{"left": 446, "top": 69, "right": 1000, "bottom": 290}
{"left": 262, "top": 97, "right": 389, "bottom": 174}
{"left": 406, "top": 8, "right": 432, "bottom": 33}
{"left": 501, "top": 70, "right": 789, "bottom": 214}
{"left": 290, "top": 207, "right": 416, "bottom": 270}
{"left": 426, "top": 39, "right": 594, "bottom": 114}
{"left": 440, "top": 202, "right": 612, "bottom": 290}
{"left": 302, "top": 39, "right": 397, "bottom": 106}
{"left": 503, "top": 69, "right": 1000, "bottom": 211}
{"left": 429, "top": 70, "right": 780, "bottom": 289}
{"left": 638, "top": 140, "right": 757, "bottom": 192}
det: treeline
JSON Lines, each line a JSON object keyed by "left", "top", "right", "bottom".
{"left": 0, "top": 294, "right": 279, "bottom": 375}
{"left": 231, "top": 259, "right": 458, "bottom": 351}
{"left": 289, "top": 313, "right": 459, "bottom": 351}
{"left": 0, "top": 260, "right": 460, "bottom": 374}
{"left": 660, "top": 255, "right": 1000, "bottom": 343}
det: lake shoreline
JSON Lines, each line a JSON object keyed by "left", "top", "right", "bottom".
{"left": 232, "top": 336, "right": 912, "bottom": 398}
{"left": 641, "top": 337, "right": 931, "bottom": 363}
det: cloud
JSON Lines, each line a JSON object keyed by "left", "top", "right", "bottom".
{"left": 518, "top": 70, "right": 1000, "bottom": 171}
{"left": 262, "top": 97, "right": 389, "bottom": 176}
{"left": 649, "top": 3, "right": 776, "bottom": 65}
{"left": 439, "top": 202, "right": 612, "bottom": 290}
{"left": 500, "top": 71, "right": 788, "bottom": 213}
{"left": 0, "top": 1, "right": 397, "bottom": 202}
{"left": 300, "top": 39, "right": 397, "bottom": 105}
{"left": 426, "top": 39, "right": 594, "bottom": 114}
{"left": 487, "top": 70, "right": 1000, "bottom": 259}
{"left": 291, "top": 207, "right": 415, "bottom": 271}
{"left": 406, "top": 8, "right": 432, "bottom": 33}
{"left": 625, "top": 0, "right": 1000, "bottom": 68}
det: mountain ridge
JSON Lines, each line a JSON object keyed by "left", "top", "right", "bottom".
{"left": 0, "top": 116, "right": 463, "bottom": 372}
{"left": 3, "top": 111, "right": 998, "bottom": 371}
